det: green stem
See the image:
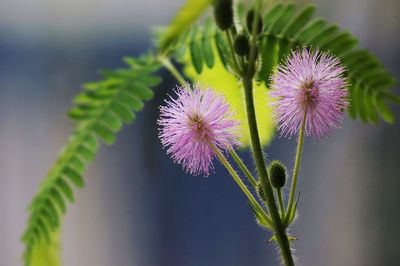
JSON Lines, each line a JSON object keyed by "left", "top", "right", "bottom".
{"left": 159, "top": 56, "right": 187, "bottom": 86}
{"left": 228, "top": 148, "right": 257, "bottom": 188}
{"left": 226, "top": 31, "right": 242, "bottom": 75}
{"left": 237, "top": 1, "right": 294, "bottom": 264}
{"left": 243, "top": 78, "right": 294, "bottom": 266}
{"left": 212, "top": 145, "right": 272, "bottom": 227}
{"left": 277, "top": 188, "right": 285, "bottom": 219}
{"left": 246, "top": 0, "right": 261, "bottom": 78}
{"left": 285, "top": 109, "right": 306, "bottom": 225}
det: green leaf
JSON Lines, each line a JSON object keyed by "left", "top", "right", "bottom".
{"left": 56, "top": 178, "right": 74, "bottom": 203}
{"left": 248, "top": 202, "right": 272, "bottom": 230}
{"left": 319, "top": 31, "right": 358, "bottom": 54}
{"left": 100, "top": 111, "right": 123, "bottom": 132}
{"left": 201, "top": 18, "right": 215, "bottom": 68}
{"left": 268, "top": 235, "right": 298, "bottom": 243}
{"left": 282, "top": 4, "right": 315, "bottom": 38}
{"left": 269, "top": 4, "right": 295, "bottom": 35}
{"left": 77, "top": 145, "right": 96, "bottom": 162}
{"left": 63, "top": 167, "right": 84, "bottom": 188}
{"left": 30, "top": 230, "right": 61, "bottom": 266}
{"left": 128, "top": 83, "right": 154, "bottom": 101}
{"left": 375, "top": 94, "right": 395, "bottom": 123}
{"left": 109, "top": 102, "right": 135, "bottom": 124}
{"left": 37, "top": 219, "right": 51, "bottom": 243}
{"left": 257, "top": 35, "right": 278, "bottom": 82}
{"left": 295, "top": 18, "right": 327, "bottom": 43}
{"left": 214, "top": 31, "right": 230, "bottom": 68}
{"left": 189, "top": 26, "right": 204, "bottom": 74}
{"left": 50, "top": 189, "right": 66, "bottom": 214}
{"left": 308, "top": 25, "right": 339, "bottom": 46}
{"left": 69, "top": 156, "right": 85, "bottom": 174}
{"left": 137, "top": 75, "right": 162, "bottom": 87}
{"left": 117, "top": 92, "right": 144, "bottom": 111}
{"left": 45, "top": 199, "right": 59, "bottom": 228}
{"left": 93, "top": 123, "right": 117, "bottom": 144}
{"left": 158, "top": 0, "right": 213, "bottom": 52}
{"left": 264, "top": 3, "right": 285, "bottom": 32}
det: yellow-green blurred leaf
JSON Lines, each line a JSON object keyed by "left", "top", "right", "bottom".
{"left": 158, "top": 0, "right": 214, "bottom": 52}
{"left": 184, "top": 46, "right": 275, "bottom": 147}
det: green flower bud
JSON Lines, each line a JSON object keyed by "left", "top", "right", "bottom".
{"left": 214, "top": 0, "right": 233, "bottom": 31}
{"left": 257, "top": 181, "right": 266, "bottom": 201}
{"left": 246, "top": 9, "right": 263, "bottom": 35}
{"left": 234, "top": 34, "right": 250, "bottom": 56}
{"left": 268, "top": 160, "right": 287, "bottom": 189}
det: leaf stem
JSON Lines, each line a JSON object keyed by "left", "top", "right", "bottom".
{"left": 285, "top": 109, "right": 306, "bottom": 225}
{"left": 228, "top": 148, "right": 257, "bottom": 188}
{"left": 276, "top": 188, "right": 285, "bottom": 219}
{"left": 226, "top": 31, "right": 242, "bottom": 75}
{"left": 159, "top": 56, "right": 187, "bottom": 87}
{"left": 212, "top": 144, "right": 272, "bottom": 227}
{"left": 246, "top": 0, "right": 261, "bottom": 78}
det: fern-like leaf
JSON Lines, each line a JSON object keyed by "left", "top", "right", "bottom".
{"left": 21, "top": 53, "right": 161, "bottom": 266}
{"left": 170, "top": 17, "right": 223, "bottom": 73}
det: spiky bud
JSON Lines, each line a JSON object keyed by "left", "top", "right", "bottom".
{"left": 268, "top": 160, "right": 287, "bottom": 189}
{"left": 214, "top": 0, "right": 233, "bottom": 31}
{"left": 234, "top": 34, "right": 250, "bottom": 56}
{"left": 246, "top": 9, "right": 263, "bottom": 35}
{"left": 257, "top": 181, "right": 266, "bottom": 201}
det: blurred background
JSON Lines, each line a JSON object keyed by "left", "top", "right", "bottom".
{"left": 0, "top": 0, "right": 399, "bottom": 265}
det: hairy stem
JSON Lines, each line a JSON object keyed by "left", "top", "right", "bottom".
{"left": 228, "top": 148, "right": 257, "bottom": 188}
{"left": 237, "top": 0, "right": 294, "bottom": 263}
{"left": 246, "top": 0, "right": 261, "bottom": 78}
{"left": 226, "top": 31, "right": 242, "bottom": 75}
{"left": 212, "top": 145, "right": 272, "bottom": 227}
{"left": 159, "top": 56, "right": 187, "bottom": 86}
{"left": 243, "top": 78, "right": 294, "bottom": 266}
{"left": 276, "top": 188, "right": 285, "bottom": 219}
{"left": 285, "top": 110, "right": 306, "bottom": 225}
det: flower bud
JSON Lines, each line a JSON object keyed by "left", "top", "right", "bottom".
{"left": 257, "top": 181, "right": 266, "bottom": 201}
{"left": 214, "top": 0, "right": 234, "bottom": 31}
{"left": 246, "top": 9, "right": 263, "bottom": 35}
{"left": 268, "top": 160, "right": 287, "bottom": 189}
{"left": 234, "top": 34, "right": 250, "bottom": 56}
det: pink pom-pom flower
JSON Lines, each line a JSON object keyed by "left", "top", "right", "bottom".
{"left": 270, "top": 48, "right": 349, "bottom": 138}
{"left": 158, "top": 84, "right": 240, "bottom": 176}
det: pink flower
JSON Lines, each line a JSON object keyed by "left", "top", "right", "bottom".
{"left": 270, "top": 48, "right": 349, "bottom": 138}
{"left": 158, "top": 84, "right": 240, "bottom": 175}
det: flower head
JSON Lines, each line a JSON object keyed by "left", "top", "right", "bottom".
{"left": 270, "top": 48, "right": 349, "bottom": 138}
{"left": 158, "top": 84, "right": 240, "bottom": 176}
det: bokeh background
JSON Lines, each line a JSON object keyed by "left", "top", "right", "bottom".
{"left": 1, "top": 0, "right": 399, "bottom": 265}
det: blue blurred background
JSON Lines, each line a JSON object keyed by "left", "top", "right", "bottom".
{"left": 0, "top": 0, "right": 399, "bottom": 265}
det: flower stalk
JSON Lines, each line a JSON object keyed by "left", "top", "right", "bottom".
{"left": 285, "top": 110, "right": 306, "bottom": 225}
{"left": 211, "top": 144, "right": 272, "bottom": 227}
{"left": 159, "top": 56, "right": 187, "bottom": 86}
{"left": 228, "top": 148, "right": 257, "bottom": 188}
{"left": 276, "top": 188, "right": 285, "bottom": 219}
